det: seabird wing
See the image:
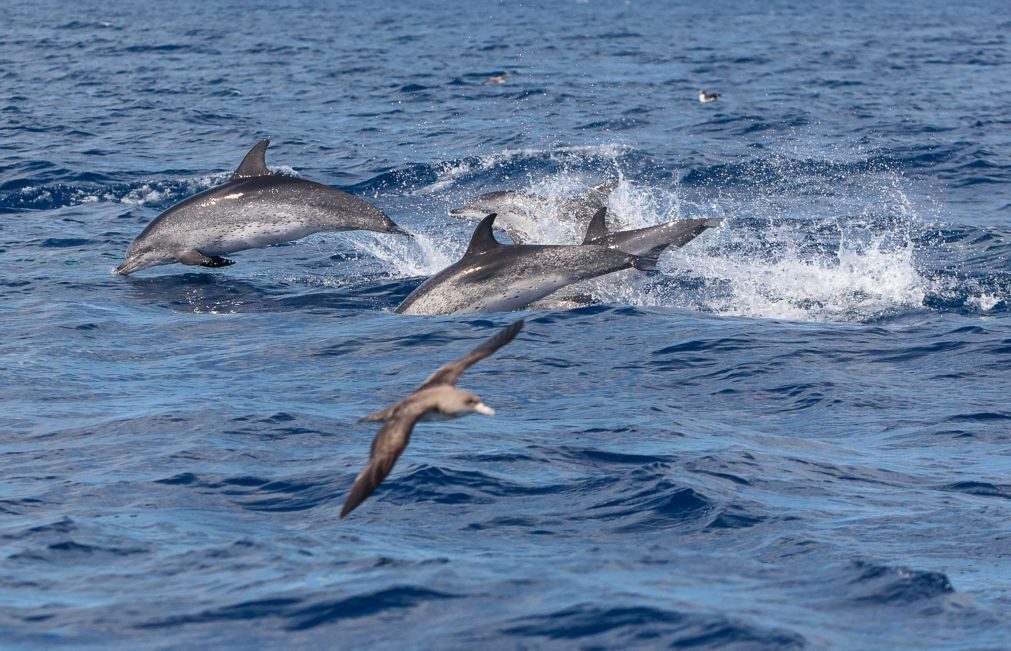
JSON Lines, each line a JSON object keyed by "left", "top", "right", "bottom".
{"left": 416, "top": 319, "right": 524, "bottom": 391}
{"left": 341, "top": 409, "right": 421, "bottom": 518}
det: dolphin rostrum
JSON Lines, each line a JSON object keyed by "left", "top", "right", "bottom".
{"left": 341, "top": 319, "right": 524, "bottom": 518}
{"left": 115, "top": 139, "right": 409, "bottom": 275}
{"left": 581, "top": 207, "right": 722, "bottom": 257}
{"left": 448, "top": 180, "right": 618, "bottom": 244}
{"left": 395, "top": 213, "right": 658, "bottom": 315}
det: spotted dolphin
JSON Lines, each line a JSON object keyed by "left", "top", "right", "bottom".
{"left": 115, "top": 139, "right": 409, "bottom": 275}
{"left": 525, "top": 208, "right": 722, "bottom": 310}
{"left": 448, "top": 180, "right": 618, "bottom": 244}
{"left": 395, "top": 213, "right": 657, "bottom": 315}
{"left": 581, "top": 207, "right": 722, "bottom": 257}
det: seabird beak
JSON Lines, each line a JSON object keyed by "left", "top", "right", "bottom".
{"left": 473, "top": 402, "right": 495, "bottom": 416}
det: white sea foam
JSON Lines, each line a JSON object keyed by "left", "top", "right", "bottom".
{"left": 111, "top": 173, "right": 229, "bottom": 207}
{"left": 115, "top": 184, "right": 167, "bottom": 206}
{"left": 352, "top": 143, "right": 933, "bottom": 322}
{"left": 607, "top": 174, "right": 927, "bottom": 322}
{"left": 968, "top": 293, "right": 1000, "bottom": 312}
{"left": 416, "top": 143, "right": 631, "bottom": 195}
{"left": 667, "top": 229, "right": 926, "bottom": 321}
{"left": 345, "top": 231, "right": 456, "bottom": 279}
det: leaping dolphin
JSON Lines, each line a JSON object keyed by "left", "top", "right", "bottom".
{"left": 341, "top": 319, "right": 524, "bottom": 518}
{"left": 395, "top": 213, "right": 658, "bottom": 315}
{"left": 581, "top": 207, "right": 722, "bottom": 257}
{"left": 115, "top": 139, "right": 409, "bottom": 275}
{"left": 524, "top": 208, "right": 722, "bottom": 310}
{"left": 448, "top": 180, "right": 618, "bottom": 244}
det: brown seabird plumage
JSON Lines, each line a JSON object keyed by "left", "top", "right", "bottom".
{"left": 340, "top": 319, "right": 524, "bottom": 518}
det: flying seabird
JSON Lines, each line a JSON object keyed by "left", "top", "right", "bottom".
{"left": 340, "top": 319, "right": 525, "bottom": 518}
{"left": 698, "top": 89, "right": 721, "bottom": 103}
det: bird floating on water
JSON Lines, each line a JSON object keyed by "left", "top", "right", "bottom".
{"left": 340, "top": 319, "right": 525, "bottom": 518}
{"left": 485, "top": 73, "right": 512, "bottom": 84}
{"left": 698, "top": 89, "right": 721, "bottom": 103}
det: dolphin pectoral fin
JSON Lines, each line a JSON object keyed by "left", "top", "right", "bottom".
{"left": 176, "top": 249, "right": 212, "bottom": 266}
{"left": 201, "top": 256, "right": 236, "bottom": 268}
{"left": 176, "top": 249, "right": 235, "bottom": 268}
{"left": 631, "top": 250, "right": 660, "bottom": 272}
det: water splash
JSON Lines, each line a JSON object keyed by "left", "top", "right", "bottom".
{"left": 617, "top": 162, "right": 930, "bottom": 322}
{"left": 1, "top": 164, "right": 307, "bottom": 212}
{"left": 664, "top": 226, "right": 927, "bottom": 321}
{"left": 371, "top": 144, "right": 936, "bottom": 323}
{"left": 408, "top": 144, "right": 633, "bottom": 197}
{"left": 345, "top": 232, "right": 456, "bottom": 279}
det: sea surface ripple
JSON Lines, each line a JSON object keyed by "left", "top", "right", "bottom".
{"left": 1, "top": 1, "right": 1009, "bottom": 649}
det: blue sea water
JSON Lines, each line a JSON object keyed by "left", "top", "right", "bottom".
{"left": 2, "top": 0, "right": 1010, "bottom": 648}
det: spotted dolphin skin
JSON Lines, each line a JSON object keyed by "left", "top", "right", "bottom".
{"left": 115, "top": 139, "right": 409, "bottom": 275}
{"left": 448, "top": 180, "right": 618, "bottom": 244}
{"left": 523, "top": 208, "right": 720, "bottom": 311}
{"left": 581, "top": 207, "right": 722, "bottom": 257}
{"left": 395, "top": 213, "right": 658, "bottom": 315}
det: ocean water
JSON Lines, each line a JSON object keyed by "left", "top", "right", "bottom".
{"left": 2, "top": 0, "right": 1010, "bottom": 648}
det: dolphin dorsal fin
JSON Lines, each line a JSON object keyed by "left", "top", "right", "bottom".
{"left": 582, "top": 207, "right": 610, "bottom": 243}
{"left": 465, "top": 213, "right": 504, "bottom": 257}
{"left": 231, "top": 139, "right": 272, "bottom": 181}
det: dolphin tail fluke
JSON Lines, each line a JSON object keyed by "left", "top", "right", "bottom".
{"left": 388, "top": 223, "right": 414, "bottom": 238}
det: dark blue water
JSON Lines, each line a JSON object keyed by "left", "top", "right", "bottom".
{"left": 2, "top": 1, "right": 1010, "bottom": 648}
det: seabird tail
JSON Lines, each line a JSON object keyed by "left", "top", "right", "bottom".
{"left": 359, "top": 406, "right": 396, "bottom": 423}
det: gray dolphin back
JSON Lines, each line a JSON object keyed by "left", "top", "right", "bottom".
{"left": 396, "top": 213, "right": 657, "bottom": 315}
{"left": 115, "top": 139, "right": 409, "bottom": 274}
{"left": 582, "top": 207, "right": 722, "bottom": 257}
